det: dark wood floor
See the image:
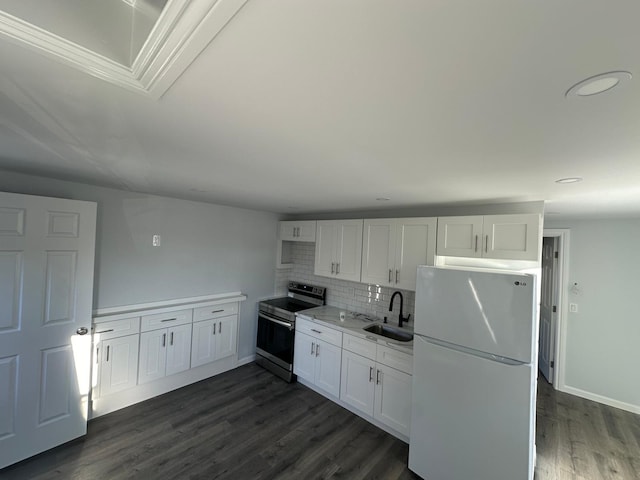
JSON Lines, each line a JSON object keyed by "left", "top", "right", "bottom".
{"left": 2, "top": 364, "right": 639, "bottom": 479}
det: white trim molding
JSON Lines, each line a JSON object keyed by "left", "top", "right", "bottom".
{"left": 0, "top": 0, "right": 249, "bottom": 98}
{"left": 561, "top": 385, "right": 640, "bottom": 415}
{"left": 543, "top": 228, "right": 570, "bottom": 390}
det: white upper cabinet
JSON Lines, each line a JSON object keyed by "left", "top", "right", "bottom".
{"left": 279, "top": 221, "right": 317, "bottom": 242}
{"left": 361, "top": 218, "right": 437, "bottom": 291}
{"left": 314, "top": 220, "right": 363, "bottom": 282}
{"left": 437, "top": 214, "right": 541, "bottom": 261}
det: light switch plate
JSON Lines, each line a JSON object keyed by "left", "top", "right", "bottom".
{"left": 569, "top": 303, "right": 578, "bottom": 313}
{"left": 152, "top": 234, "right": 161, "bottom": 247}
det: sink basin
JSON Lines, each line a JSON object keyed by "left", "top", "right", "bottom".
{"left": 363, "top": 324, "right": 413, "bottom": 342}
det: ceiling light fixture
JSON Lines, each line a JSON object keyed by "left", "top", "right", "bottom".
{"left": 566, "top": 71, "right": 632, "bottom": 98}
{"left": 376, "top": 197, "right": 390, "bottom": 201}
{"left": 555, "top": 177, "right": 583, "bottom": 184}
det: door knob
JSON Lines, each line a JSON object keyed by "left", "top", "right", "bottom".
{"left": 76, "top": 327, "right": 89, "bottom": 335}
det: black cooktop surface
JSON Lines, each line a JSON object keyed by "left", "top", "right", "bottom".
{"left": 260, "top": 297, "right": 317, "bottom": 313}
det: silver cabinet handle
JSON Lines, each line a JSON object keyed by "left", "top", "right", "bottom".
{"left": 485, "top": 235, "right": 489, "bottom": 253}
{"left": 106, "top": 345, "right": 110, "bottom": 362}
{"left": 96, "top": 328, "right": 114, "bottom": 334}
{"left": 213, "top": 323, "right": 216, "bottom": 335}
{"left": 161, "top": 318, "right": 177, "bottom": 323}
{"left": 376, "top": 369, "right": 381, "bottom": 385}
{"left": 311, "top": 342, "right": 315, "bottom": 355}
{"left": 369, "top": 366, "right": 373, "bottom": 382}
{"left": 311, "top": 329, "right": 322, "bottom": 334}
{"left": 336, "top": 263, "right": 340, "bottom": 274}
{"left": 170, "top": 332, "right": 174, "bottom": 345}
{"left": 211, "top": 309, "right": 224, "bottom": 314}
{"left": 315, "top": 343, "right": 320, "bottom": 357}
{"left": 475, "top": 235, "right": 479, "bottom": 252}
{"left": 331, "top": 262, "right": 335, "bottom": 274}
{"left": 219, "top": 321, "right": 222, "bottom": 333}
{"left": 396, "top": 270, "right": 399, "bottom": 283}
{"left": 162, "top": 333, "right": 166, "bottom": 347}
{"left": 388, "top": 269, "right": 392, "bottom": 283}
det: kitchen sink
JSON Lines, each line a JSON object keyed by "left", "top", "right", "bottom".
{"left": 363, "top": 324, "right": 413, "bottom": 342}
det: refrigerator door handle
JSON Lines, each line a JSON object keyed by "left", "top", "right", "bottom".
{"left": 418, "top": 335, "right": 527, "bottom": 366}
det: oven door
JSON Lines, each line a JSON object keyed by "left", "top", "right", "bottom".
{"left": 256, "top": 311, "right": 295, "bottom": 371}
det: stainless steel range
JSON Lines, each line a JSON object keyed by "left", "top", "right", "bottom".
{"left": 256, "top": 282, "right": 326, "bottom": 382}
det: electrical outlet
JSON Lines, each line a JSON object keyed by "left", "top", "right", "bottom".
{"left": 569, "top": 303, "right": 578, "bottom": 313}
{"left": 152, "top": 234, "right": 161, "bottom": 247}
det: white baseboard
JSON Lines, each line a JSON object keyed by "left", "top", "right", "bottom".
{"left": 237, "top": 354, "right": 256, "bottom": 366}
{"left": 559, "top": 384, "right": 640, "bottom": 414}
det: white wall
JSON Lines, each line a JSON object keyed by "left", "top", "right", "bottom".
{"left": 546, "top": 217, "right": 640, "bottom": 412}
{"left": 0, "top": 170, "right": 279, "bottom": 360}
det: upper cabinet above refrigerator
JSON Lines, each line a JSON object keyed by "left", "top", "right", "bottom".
{"left": 436, "top": 214, "right": 542, "bottom": 261}
{"left": 361, "top": 217, "right": 437, "bottom": 291}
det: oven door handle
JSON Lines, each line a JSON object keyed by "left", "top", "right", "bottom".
{"left": 259, "top": 312, "right": 294, "bottom": 330}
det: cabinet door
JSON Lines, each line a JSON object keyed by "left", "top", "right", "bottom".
{"left": 293, "top": 331, "right": 316, "bottom": 382}
{"left": 191, "top": 319, "right": 216, "bottom": 368}
{"left": 483, "top": 214, "right": 541, "bottom": 261}
{"left": 436, "top": 216, "right": 483, "bottom": 258}
{"left": 395, "top": 218, "right": 437, "bottom": 291}
{"left": 334, "top": 220, "right": 363, "bottom": 282}
{"left": 314, "top": 221, "right": 337, "bottom": 277}
{"left": 314, "top": 339, "right": 342, "bottom": 398}
{"left": 166, "top": 323, "right": 192, "bottom": 376}
{"left": 340, "top": 350, "right": 375, "bottom": 416}
{"left": 361, "top": 220, "right": 395, "bottom": 287}
{"left": 138, "top": 329, "right": 167, "bottom": 384}
{"left": 374, "top": 364, "right": 412, "bottom": 436}
{"left": 215, "top": 315, "right": 237, "bottom": 360}
{"left": 100, "top": 334, "right": 139, "bottom": 397}
{"left": 279, "top": 221, "right": 297, "bottom": 241}
{"left": 296, "top": 221, "right": 317, "bottom": 242}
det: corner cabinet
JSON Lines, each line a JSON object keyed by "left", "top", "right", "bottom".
{"left": 279, "top": 220, "right": 316, "bottom": 242}
{"left": 361, "top": 217, "right": 437, "bottom": 291}
{"left": 294, "top": 318, "right": 343, "bottom": 398}
{"left": 314, "top": 219, "right": 363, "bottom": 282}
{"left": 436, "top": 214, "right": 542, "bottom": 261}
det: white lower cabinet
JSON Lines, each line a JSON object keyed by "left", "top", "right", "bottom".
{"left": 191, "top": 314, "right": 238, "bottom": 368}
{"left": 138, "top": 323, "right": 192, "bottom": 384}
{"left": 94, "top": 334, "right": 139, "bottom": 398}
{"left": 294, "top": 331, "right": 342, "bottom": 398}
{"left": 340, "top": 335, "right": 413, "bottom": 437}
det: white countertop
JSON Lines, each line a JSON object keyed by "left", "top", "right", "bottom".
{"left": 296, "top": 305, "right": 414, "bottom": 354}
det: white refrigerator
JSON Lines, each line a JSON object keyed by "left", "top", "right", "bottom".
{"left": 409, "top": 266, "right": 537, "bottom": 480}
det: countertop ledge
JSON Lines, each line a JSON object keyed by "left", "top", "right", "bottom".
{"left": 296, "top": 305, "right": 413, "bottom": 354}
{"left": 93, "top": 292, "right": 247, "bottom": 321}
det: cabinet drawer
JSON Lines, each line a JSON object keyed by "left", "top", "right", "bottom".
{"left": 141, "top": 309, "right": 192, "bottom": 332}
{"left": 296, "top": 318, "right": 343, "bottom": 347}
{"left": 193, "top": 302, "right": 238, "bottom": 322}
{"left": 93, "top": 317, "right": 140, "bottom": 340}
{"left": 376, "top": 345, "right": 413, "bottom": 375}
{"left": 343, "top": 333, "right": 376, "bottom": 360}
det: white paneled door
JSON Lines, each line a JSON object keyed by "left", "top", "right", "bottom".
{"left": 0, "top": 192, "right": 96, "bottom": 469}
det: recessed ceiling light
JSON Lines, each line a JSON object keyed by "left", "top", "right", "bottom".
{"left": 555, "top": 177, "right": 583, "bottom": 184}
{"left": 376, "top": 197, "right": 390, "bottom": 201}
{"left": 566, "top": 71, "right": 631, "bottom": 98}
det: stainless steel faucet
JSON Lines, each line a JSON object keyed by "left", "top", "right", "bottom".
{"left": 389, "top": 291, "right": 411, "bottom": 328}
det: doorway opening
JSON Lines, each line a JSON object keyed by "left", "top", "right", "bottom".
{"left": 538, "top": 229, "right": 570, "bottom": 387}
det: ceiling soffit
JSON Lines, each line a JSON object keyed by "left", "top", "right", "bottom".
{"left": 0, "top": 0, "right": 248, "bottom": 99}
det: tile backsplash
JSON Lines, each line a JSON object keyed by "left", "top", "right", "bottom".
{"left": 275, "top": 242, "right": 415, "bottom": 325}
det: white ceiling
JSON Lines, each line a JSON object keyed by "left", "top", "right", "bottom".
{"left": 1, "top": 0, "right": 640, "bottom": 218}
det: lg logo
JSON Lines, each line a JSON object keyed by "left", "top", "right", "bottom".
{"left": 514, "top": 281, "right": 527, "bottom": 286}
